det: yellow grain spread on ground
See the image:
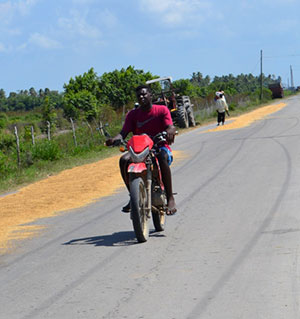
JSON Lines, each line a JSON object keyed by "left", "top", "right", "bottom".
{"left": 0, "top": 102, "right": 287, "bottom": 254}
{"left": 0, "top": 151, "right": 186, "bottom": 254}
{"left": 203, "top": 102, "right": 286, "bottom": 133}
{"left": 0, "top": 156, "right": 123, "bottom": 254}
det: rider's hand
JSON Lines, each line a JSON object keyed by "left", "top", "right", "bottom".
{"left": 105, "top": 138, "right": 114, "bottom": 146}
{"left": 106, "top": 133, "right": 124, "bottom": 146}
{"left": 166, "top": 126, "right": 176, "bottom": 145}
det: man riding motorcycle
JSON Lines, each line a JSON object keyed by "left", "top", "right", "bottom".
{"left": 106, "top": 84, "right": 177, "bottom": 215}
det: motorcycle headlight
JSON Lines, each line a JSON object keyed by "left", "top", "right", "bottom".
{"left": 129, "top": 146, "right": 149, "bottom": 163}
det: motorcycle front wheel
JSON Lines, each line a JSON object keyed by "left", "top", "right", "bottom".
{"left": 130, "top": 176, "right": 149, "bottom": 243}
{"left": 152, "top": 204, "right": 166, "bottom": 232}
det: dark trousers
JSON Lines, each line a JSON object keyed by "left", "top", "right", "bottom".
{"left": 217, "top": 111, "right": 225, "bottom": 124}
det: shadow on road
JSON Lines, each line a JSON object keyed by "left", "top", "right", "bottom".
{"left": 63, "top": 231, "right": 137, "bottom": 247}
{"left": 63, "top": 230, "right": 166, "bottom": 247}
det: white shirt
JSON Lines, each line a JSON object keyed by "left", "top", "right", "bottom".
{"left": 215, "top": 97, "right": 229, "bottom": 113}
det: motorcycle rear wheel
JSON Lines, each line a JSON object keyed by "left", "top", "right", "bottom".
{"left": 130, "top": 176, "right": 149, "bottom": 243}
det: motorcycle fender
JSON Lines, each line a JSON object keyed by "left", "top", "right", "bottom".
{"left": 128, "top": 163, "right": 147, "bottom": 173}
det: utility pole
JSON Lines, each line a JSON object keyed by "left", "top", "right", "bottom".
{"left": 260, "top": 49, "right": 263, "bottom": 100}
{"left": 290, "top": 65, "right": 294, "bottom": 89}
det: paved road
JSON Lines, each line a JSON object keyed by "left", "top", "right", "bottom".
{"left": 1, "top": 95, "right": 300, "bottom": 319}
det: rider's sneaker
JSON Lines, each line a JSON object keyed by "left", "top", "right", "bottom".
{"left": 122, "top": 201, "right": 131, "bottom": 213}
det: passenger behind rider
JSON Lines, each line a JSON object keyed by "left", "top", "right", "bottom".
{"left": 105, "top": 84, "right": 177, "bottom": 215}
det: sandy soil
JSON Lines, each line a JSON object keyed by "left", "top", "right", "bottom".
{"left": 0, "top": 102, "right": 286, "bottom": 254}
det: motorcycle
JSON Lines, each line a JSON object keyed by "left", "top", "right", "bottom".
{"left": 110, "top": 131, "right": 169, "bottom": 243}
{"left": 127, "top": 132, "right": 168, "bottom": 242}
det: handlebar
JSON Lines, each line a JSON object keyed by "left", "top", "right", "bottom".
{"left": 152, "top": 130, "right": 178, "bottom": 146}
{"left": 112, "top": 139, "right": 126, "bottom": 147}
{"left": 152, "top": 131, "right": 167, "bottom": 145}
{"left": 107, "top": 130, "right": 178, "bottom": 151}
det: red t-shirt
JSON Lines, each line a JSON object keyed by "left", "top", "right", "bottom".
{"left": 122, "top": 104, "right": 173, "bottom": 137}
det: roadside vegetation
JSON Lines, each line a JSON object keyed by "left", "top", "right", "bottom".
{"left": 0, "top": 66, "right": 297, "bottom": 193}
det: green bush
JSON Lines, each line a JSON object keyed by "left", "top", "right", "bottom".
{"left": 283, "top": 89, "right": 295, "bottom": 97}
{"left": 0, "top": 113, "right": 8, "bottom": 129}
{"left": 23, "top": 126, "right": 34, "bottom": 143}
{"left": 98, "top": 104, "right": 117, "bottom": 124}
{"left": 0, "top": 132, "right": 15, "bottom": 152}
{"left": 262, "top": 88, "right": 272, "bottom": 101}
{"left": 24, "top": 112, "right": 42, "bottom": 121}
{"left": 251, "top": 88, "right": 272, "bottom": 102}
{"left": 229, "top": 102, "right": 237, "bottom": 111}
{"left": 56, "top": 110, "right": 70, "bottom": 130}
{"left": 71, "top": 145, "right": 91, "bottom": 156}
{"left": 0, "top": 151, "right": 13, "bottom": 176}
{"left": 32, "top": 140, "right": 62, "bottom": 161}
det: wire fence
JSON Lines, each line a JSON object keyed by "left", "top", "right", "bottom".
{"left": 0, "top": 117, "right": 116, "bottom": 177}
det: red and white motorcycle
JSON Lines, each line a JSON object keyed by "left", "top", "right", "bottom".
{"left": 125, "top": 132, "right": 168, "bottom": 242}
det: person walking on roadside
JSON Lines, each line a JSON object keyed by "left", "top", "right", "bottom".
{"left": 215, "top": 91, "right": 230, "bottom": 125}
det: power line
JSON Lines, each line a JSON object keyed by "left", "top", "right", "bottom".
{"left": 264, "top": 54, "right": 300, "bottom": 59}
{"left": 250, "top": 59, "right": 260, "bottom": 74}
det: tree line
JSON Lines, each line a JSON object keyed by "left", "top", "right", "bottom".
{"left": 0, "top": 66, "right": 281, "bottom": 119}
{"left": 0, "top": 65, "right": 282, "bottom": 147}
{"left": 0, "top": 88, "right": 63, "bottom": 112}
{"left": 0, "top": 66, "right": 284, "bottom": 186}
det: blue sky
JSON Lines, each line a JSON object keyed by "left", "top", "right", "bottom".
{"left": 0, "top": 0, "right": 300, "bottom": 94}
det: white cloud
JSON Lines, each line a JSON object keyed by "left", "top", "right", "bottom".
{"left": 72, "top": 0, "right": 95, "bottom": 4}
{"left": 140, "top": 0, "right": 213, "bottom": 26}
{"left": 17, "top": 0, "right": 39, "bottom": 15}
{"left": 99, "top": 9, "right": 118, "bottom": 29}
{"left": 27, "top": 32, "right": 61, "bottom": 49}
{"left": 58, "top": 9, "right": 102, "bottom": 39}
{"left": 7, "top": 28, "right": 22, "bottom": 36}
{"left": 241, "top": 0, "right": 296, "bottom": 8}
{"left": 278, "top": 19, "right": 298, "bottom": 31}
{"left": 262, "top": 0, "right": 296, "bottom": 4}
{"left": 0, "top": 0, "right": 38, "bottom": 23}
{"left": 0, "top": 2, "right": 14, "bottom": 24}
{"left": 0, "top": 42, "right": 6, "bottom": 52}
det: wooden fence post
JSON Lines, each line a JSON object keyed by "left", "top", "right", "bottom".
{"left": 86, "top": 121, "right": 93, "bottom": 137}
{"left": 47, "top": 121, "right": 51, "bottom": 141}
{"left": 70, "top": 118, "right": 77, "bottom": 147}
{"left": 93, "top": 119, "right": 102, "bottom": 138}
{"left": 122, "top": 105, "right": 125, "bottom": 124}
{"left": 99, "top": 121, "right": 104, "bottom": 136}
{"left": 14, "top": 126, "right": 21, "bottom": 168}
{"left": 31, "top": 125, "right": 35, "bottom": 145}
